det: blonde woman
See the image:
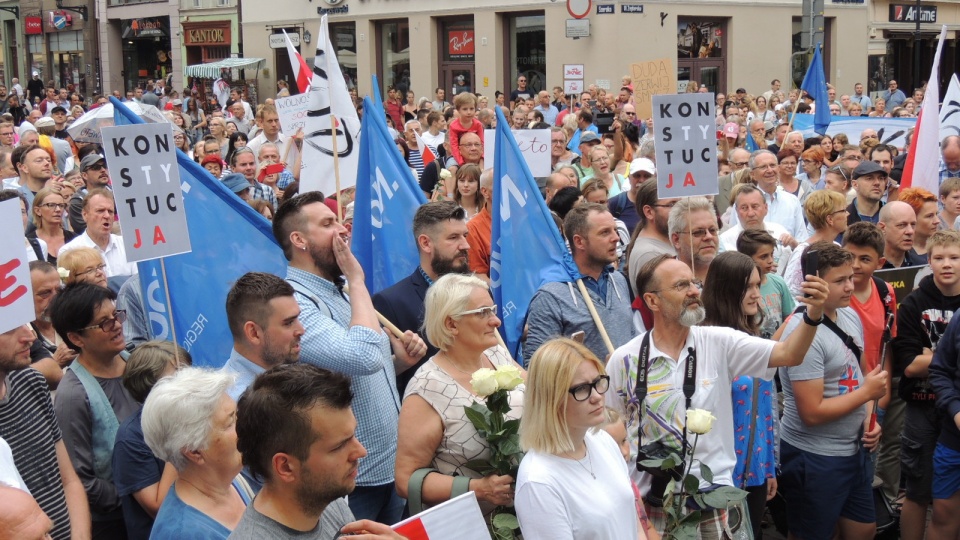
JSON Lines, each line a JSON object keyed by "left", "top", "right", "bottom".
{"left": 30, "top": 187, "right": 76, "bottom": 264}
{"left": 516, "top": 338, "right": 640, "bottom": 540}
{"left": 58, "top": 247, "right": 108, "bottom": 288}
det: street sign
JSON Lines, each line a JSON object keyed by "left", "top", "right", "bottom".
{"left": 622, "top": 4, "right": 644, "bottom": 13}
{"left": 596, "top": 4, "right": 614, "bottom": 14}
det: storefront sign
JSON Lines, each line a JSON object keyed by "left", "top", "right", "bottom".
{"left": 889, "top": 4, "right": 937, "bottom": 23}
{"left": 621, "top": 4, "right": 644, "bottom": 13}
{"left": 652, "top": 93, "right": 718, "bottom": 198}
{"left": 184, "top": 27, "right": 231, "bottom": 46}
{"left": 269, "top": 33, "right": 299, "bottom": 49}
{"left": 630, "top": 57, "right": 675, "bottom": 118}
{"left": 25, "top": 17, "right": 42, "bottom": 35}
{"left": 596, "top": 4, "right": 614, "bottom": 14}
{"left": 317, "top": 5, "right": 348, "bottom": 15}
{"left": 122, "top": 17, "right": 169, "bottom": 39}
{"left": 101, "top": 123, "right": 192, "bottom": 262}
{"left": 448, "top": 30, "right": 475, "bottom": 61}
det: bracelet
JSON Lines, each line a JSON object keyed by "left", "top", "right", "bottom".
{"left": 802, "top": 310, "right": 823, "bottom": 327}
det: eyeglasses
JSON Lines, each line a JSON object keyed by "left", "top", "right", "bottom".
{"left": 40, "top": 203, "right": 67, "bottom": 210}
{"left": 86, "top": 164, "right": 106, "bottom": 171}
{"left": 732, "top": 161, "right": 749, "bottom": 168}
{"left": 624, "top": 112, "right": 636, "bottom": 116}
{"left": 649, "top": 279, "right": 704, "bottom": 295}
{"left": 651, "top": 202, "right": 677, "bottom": 209}
{"left": 829, "top": 208, "right": 849, "bottom": 217}
{"left": 679, "top": 227, "right": 719, "bottom": 238}
{"left": 568, "top": 375, "right": 610, "bottom": 401}
{"left": 455, "top": 304, "right": 498, "bottom": 319}
{"left": 751, "top": 164, "right": 778, "bottom": 171}
{"left": 78, "top": 310, "right": 127, "bottom": 333}
{"left": 75, "top": 264, "right": 107, "bottom": 278}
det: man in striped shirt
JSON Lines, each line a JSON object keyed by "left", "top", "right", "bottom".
{"left": 0, "top": 324, "right": 90, "bottom": 539}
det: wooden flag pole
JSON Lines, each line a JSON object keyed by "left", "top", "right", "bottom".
{"left": 330, "top": 114, "right": 343, "bottom": 221}
{"left": 576, "top": 278, "right": 615, "bottom": 355}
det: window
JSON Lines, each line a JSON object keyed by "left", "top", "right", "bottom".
{"left": 330, "top": 23, "right": 357, "bottom": 91}
{"left": 376, "top": 20, "right": 409, "bottom": 96}
{"left": 504, "top": 13, "right": 545, "bottom": 95}
{"left": 677, "top": 18, "right": 726, "bottom": 94}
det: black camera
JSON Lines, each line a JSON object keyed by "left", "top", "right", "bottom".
{"left": 636, "top": 442, "right": 685, "bottom": 507}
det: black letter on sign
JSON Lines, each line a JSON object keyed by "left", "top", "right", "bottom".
{"left": 112, "top": 137, "right": 128, "bottom": 157}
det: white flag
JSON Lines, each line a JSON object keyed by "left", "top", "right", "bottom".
{"left": 300, "top": 14, "right": 362, "bottom": 197}
{"left": 940, "top": 73, "right": 960, "bottom": 141}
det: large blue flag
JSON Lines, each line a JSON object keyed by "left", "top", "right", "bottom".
{"left": 112, "top": 97, "right": 288, "bottom": 367}
{"left": 801, "top": 45, "right": 831, "bottom": 135}
{"left": 352, "top": 96, "right": 427, "bottom": 293}
{"left": 744, "top": 133, "right": 759, "bottom": 152}
{"left": 491, "top": 107, "right": 578, "bottom": 361}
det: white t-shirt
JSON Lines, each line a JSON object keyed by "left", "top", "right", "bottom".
{"left": 0, "top": 435, "right": 29, "bottom": 493}
{"left": 515, "top": 430, "right": 638, "bottom": 540}
{"left": 605, "top": 327, "right": 775, "bottom": 489}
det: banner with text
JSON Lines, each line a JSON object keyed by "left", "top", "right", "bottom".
{"left": 275, "top": 93, "right": 310, "bottom": 135}
{"left": 630, "top": 58, "right": 676, "bottom": 119}
{"left": 102, "top": 123, "right": 191, "bottom": 262}
{"left": 652, "top": 93, "right": 718, "bottom": 198}
{"left": 483, "top": 129, "right": 552, "bottom": 177}
{"left": 0, "top": 198, "right": 34, "bottom": 333}
{"left": 875, "top": 265, "right": 928, "bottom": 306}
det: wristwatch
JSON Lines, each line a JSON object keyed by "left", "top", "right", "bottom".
{"left": 802, "top": 309, "right": 823, "bottom": 326}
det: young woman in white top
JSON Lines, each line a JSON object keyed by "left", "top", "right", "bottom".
{"left": 516, "top": 338, "right": 641, "bottom": 540}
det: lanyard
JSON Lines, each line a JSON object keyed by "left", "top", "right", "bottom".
{"left": 634, "top": 332, "right": 697, "bottom": 466}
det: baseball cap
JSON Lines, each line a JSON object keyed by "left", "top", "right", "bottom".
{"left": 722, "top": 122, "right": 739, "bottom": 139}
{"left": 51, "top": 106, "right": 67, "bottom": 115}
{"left": 853, "top": 160, "right": 886, "bottom": 179}
{"left": 580, "top": 132, "right": 601, "bottom": 144}
{"left": 80, "top": 153, "right": 106, "bottom": 171}
{"left": 34, "top": 117, "right": 55, "bottom": 128}
{"left": 629, "top": 158, "right": 656, "bottom": 176}
{"left": 32, "top": 71, "right": 39, "bottom": 77}
{"left": 222, "top": 173, "right": 251, "bottom": 194}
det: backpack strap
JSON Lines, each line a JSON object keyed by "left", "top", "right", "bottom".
{"left": 287, "top": 278, "right": 332, "bottom": 319}
{"left": 67, "top": 361, "right": 120, "bottom": 482}
{"left": 792, "top": 306, "right": 861, "bottom": 361}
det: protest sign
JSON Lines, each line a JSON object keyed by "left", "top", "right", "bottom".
{"left": 630, "top": 58, "right": 675, "bottom": 119}
{"left": 0, "top": 198, "right": 34, "bottom": 333}
{"left": 484, "top": 129, "right": 551, "bottom": 177}
{"left": 652, "top": 93, "right": 718, "bottom": 198}
{"left": 275, "top": 93, "right": 310, "bottom": 135}
{"left": 102, "top": 122, "right": 192, "bottom": 262}
{"left": 875, "top": 265, "right": 928, "bottom": 306}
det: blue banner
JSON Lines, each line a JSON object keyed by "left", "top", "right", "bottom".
{"left": 791, "top": 114, "right": 914, "bottom": 147}
{"left": 112, "top": 97, "right": 288, "bottom": 367}
{"left": 490, "top": 107, "right": 578, "bottom": 361}
{"left": 352, "top": 96, "right": 427, "bottom": 294}
{"left": 800, "top": 45, "right": 831, "bottom": 135}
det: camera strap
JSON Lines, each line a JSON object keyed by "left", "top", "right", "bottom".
{"left": 635, "top": 332, "right": 698, "bottom": 466}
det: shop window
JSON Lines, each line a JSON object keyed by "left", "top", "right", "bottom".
{"left": 330, "top": 22, "right": 357, "bottom": 91}
{"left": 791, "top": 17, "right": 833, "bottom": 87}
{"left": 438, "top": 17, "right": 474, "bottom": 99}
{"left": 677, "top": 18, "right": 726, "bottom": 94}
{"left": 504, "top": 13, "right": 545, "bottom": 95}
{"left": 376, "top": 20, "right": 409, "bottom": 97}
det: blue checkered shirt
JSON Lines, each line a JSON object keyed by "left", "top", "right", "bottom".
{"left": 277, "top": 170, "right": 295, "bottom": 190}
{"left": 286, "top": 267, "right": 400, "bottom": 486}
{"left": 222, "top": 349, "right": 264, "bottom": 402}
{"left": 940, "top": 159, "right": 960, "bottom": 185}
{"left": 249, "top": 180, "right": 278, "bottom": 210}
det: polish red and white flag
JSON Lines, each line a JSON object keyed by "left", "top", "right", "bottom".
{"left": 392, "top": 492, "right": 489, "bottom": 540}
{"left": 282, "top": 30, "right": 313, "bottom": 93}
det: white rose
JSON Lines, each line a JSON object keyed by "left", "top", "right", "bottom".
{"left": 439, "top": 169, "right": 452, "bottom": 180}
{"left": 686, "top": 409, "right": 717, "bottom": 435}
{"left": 57, "top": 267, "right": 70, "bottom": 280}
{"left": 493, "top": 365, "right": 524, "bottom": 391}
{"left": 471, "top": 368, "right": 498, "bottom": 397}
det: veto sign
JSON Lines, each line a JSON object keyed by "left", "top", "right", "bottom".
{"left": 0, "top": 198, "right": 34, "bottom": 334}
{"left": 102, "top": 123, "right": 192, "bottom": 262}
{"left": 275, "top": 93, "right": 310, "bottom": 135}
{"left": 484, "top": 129, "right": 552, "bottom": 177}
{"left": 652, "top": 93, "right": 718, "bottom": 198}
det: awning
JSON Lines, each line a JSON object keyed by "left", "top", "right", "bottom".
{"left": 184, "top": 57, "right": 265, "bottom": 79}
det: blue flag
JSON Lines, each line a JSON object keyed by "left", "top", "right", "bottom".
{"left": 801, "top": 45, "right": 831, "bottom": 135}
{"left": 744, "top": 133, "right": 759, "bottom": 152}
{"left": 491, "top": 107, "right": 578, "bottom": 361}
{"left": 111, "top": 97, "right": 288, "bottom": 368}
{"left": 352, "top": 96, "right": 427, "bottom": 293}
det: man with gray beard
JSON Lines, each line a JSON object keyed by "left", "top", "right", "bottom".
{"left": 604, "top": 253, "right": 829, "bottom": 538}
{"left": 373, "top": 201, "right": 471, "bottom": 394}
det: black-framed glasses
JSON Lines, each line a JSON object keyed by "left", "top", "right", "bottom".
{"left": 568, "top": 375, "right": 610, "bottom": 401}
{"left": 40, "top": 203, "right": 67, "bottom": 210}
{"left": 455, "top": 304, "right": 498, "bottom": 319}
{"left": 829, "top": 208, "right": 850, "bottom": 217}
{"left": 78, "top": 310, "right": 127, "bottom": 333}
{"left": 650, "top": 279, "right": 704, "bottom": 295}
{"left": 75, "top": 264, "right": 107, "bottom": 278}
{"left": 679, "top": 227, "right": 719, "bottom": 238}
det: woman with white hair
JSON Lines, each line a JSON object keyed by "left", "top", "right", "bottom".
{"left": 142, "top": 367, "right": 251, "bottom": 539}
{"left": 394, "top": 273, "right": 526, "bottom": 514}
{"left": 515, "top": 337, "right": 639, "bottom": 539}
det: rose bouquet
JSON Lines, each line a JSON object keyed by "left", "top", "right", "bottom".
{"left": 640, "top": 409, "right": 748, "bottom": 540}
{"left": 463, "top": 364, "right": 525, "bottom": 540}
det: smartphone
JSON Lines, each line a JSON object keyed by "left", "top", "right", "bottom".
{"left": 571, "top": 331, "right": 586, "bottom": 344}
{"left": 588, "top": 100, "right": 597, "bottom": 107}
{"left": 801, "top": 249, "right": 819, "bottom": 297}
{"left": 257, "top": 163, "right": 285, "bottom": 181}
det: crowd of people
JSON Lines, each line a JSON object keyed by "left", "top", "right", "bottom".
{"left": 5, "top": 68, "right": 960, "bottom": 540}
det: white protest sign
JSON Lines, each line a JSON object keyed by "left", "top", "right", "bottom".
{"left": 483, "top": 129, "right": 551, "bottom": 177}
{"left": 275, "top": 93, "right": 310, "bottom": 135}
{"left": 652, "top": 93, "right": 718, "bottom": 198}
{"left": 0, "top": 198, "right": 34, "bottom": 333}
{"left": 102, "top": 123, "right": 192, "bottom": 262}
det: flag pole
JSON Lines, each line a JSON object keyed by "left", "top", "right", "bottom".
{"left": 159, "top": 258, "right": 181, "bottom": 365}
{"left": 331, "top": 114, "right": 343, "bottom": 221}
{"left": 575, "top": 279, "right": 615, "bottom": 355}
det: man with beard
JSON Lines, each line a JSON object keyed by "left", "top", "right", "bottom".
{"left": 274, "top": 192, "right": 426, "bottom": 525}
{"left": 13, "top": 144, "right": 53, "bottom": 220}
{"left": 669, "top": 196, "right": 719, "bottom": 283}
{"left": 51, "top": 283, "right": 140, "bottom": 538}
{"left": 222, "top": 272, "right": 305, "bottom": 402}
{"left": 523, "top": 203, "right": 637, "bottom": 364}
{"left": 29, "top": 261, "right": 77, "bottom": 390}
{"left": 604, "top": 253, "right": 828, "bottom": 536}
{"left": 60, "top": 189, "right": 138, "bottom": 279}
{"left": 69, "top": 153, "right": 111, "bottom": 234}
{"left": 230, "top": 363, "right": 404, "bottom": 540}
{"left": 373, "top": 201, "right": 470, "bottom": 394}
